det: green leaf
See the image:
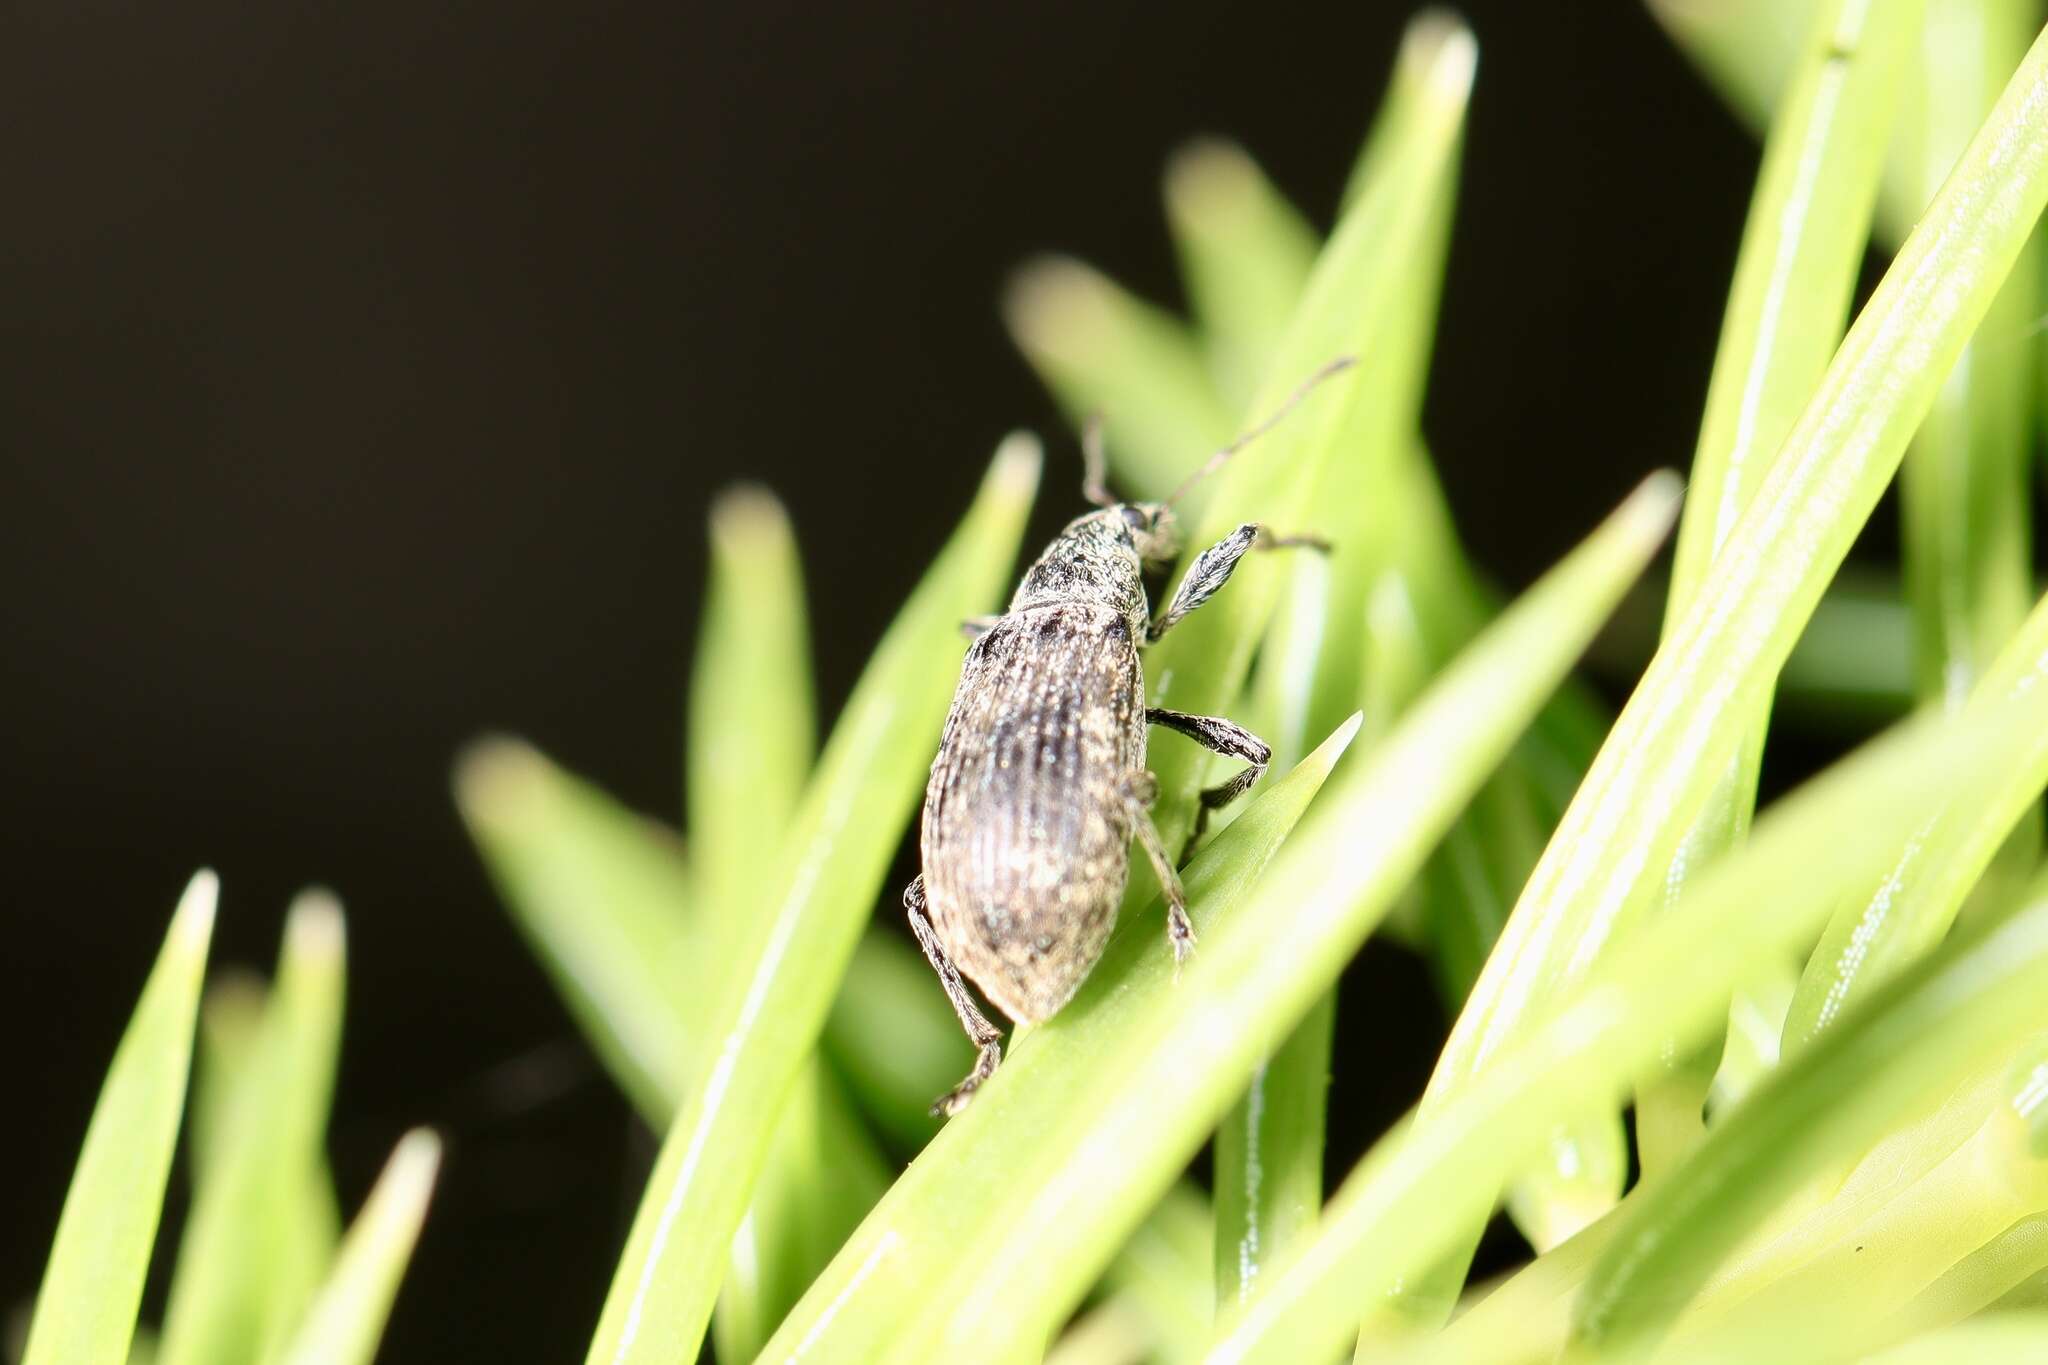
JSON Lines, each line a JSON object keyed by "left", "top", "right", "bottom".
{"left": 1207, "top": 681, "right": 2048, "bottom": 1364}
{"left": 582, "top": 435, "right": 1041, "bottom": 1365}
{"left": 1163, "top": 138, "right": 1319, "bottom": 412}
{"left": 1647, "top": 0, "right": 1811, "bottom": 136}
{"left": 1897, "top": 0, "right": 2041, "bottom": 709}
{"left": 159, "top": 893, "right": 347, "bottom": 1365}
{"left": 765, "top": 713, "right": 1362, "bottom": 1363}
{"left": 1003, "top": 258, "right": 1236, "bottom": 500}
{"left": 1787, "top": 582, "right": 2048, "bottom": 1050}
{"left": 275, "top": 1130, "right": 441, "bottom": 1365}
{"left": 687, "top": 483, "right": 815, "bottom": 938}
{"left": 456, "top": 739, "right": 697, "bottom": 1124}
{"left": 1215, "top": 14, "right": 1469, "bottom": 1312}
{"left": 23, "top": 872, "right": 217, "bottom": 1365}
{"left": 457, "top": 743, "right": 900, "bottom": 1363}
{"left": 1636, "top": 0, "right": 1923, "bottom": 1177}
{"left": 1861, "top": 1317, "right": 2048, "bottom": 1365}
{"left": 1416, "top": 15, "right": 2048, "bottom": 1307}
{"left": 1574, "top": 874, "right": 2048, "bottom": 1351}
{"left": 764, "top": 471, "right": 1677, "bottom": 1362}
{"left": 1097, "top": 1183, "right": 1216, "bottom": 1365}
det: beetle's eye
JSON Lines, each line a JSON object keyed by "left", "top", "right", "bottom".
{"left": 1120, "top": 506, "right": 1149, "bottom": 531}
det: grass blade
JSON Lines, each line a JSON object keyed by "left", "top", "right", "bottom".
{"left": 1416, "top": 18, "right": 2048, "bottom": 1308}
{"left": 1897, "top": 0, "right": 2041, "bottom": 710}
{"left": 581, "top": 436, "right": 1041, "bottom": 1365}
{"left": 762, "top": 472, "right": 1677, "bottom": 1362}
{"left": 687, "top": 484, "right": 814, "bottom": 939}
{"left": 1635, "top": 0, "right": 1922, "bottom": 1175}
{"left": 1208, "top": 681, "right": 2048, "bottom": 1364}
{"left": 1573, "top": 874, "right": 2048, "bottom": 1351}
{"left": 1164, "top": 138, "right": 1319, "bottom": 411}
{"left": 457, "top": 740, "right": 901, "bottom": 1361}
{"left": 159, "top": 893, "right": 347, "bottom": 1365}
{"left": 685, "top": 483, "right": 895, "bottom": 1365}
{"left": 1003, "top": 259, "right": 1235, "bottom": 499}
{"left": 22, "top": 872, "right": 217, "bottom": 1365}
{"left": 766, "top": 714, "right": 1362, "bottom": 1363}
{"left": 1214, "top": 15, "right": 1469, "bottom": 1312}
{"left": 456, "top": 739, "right": 698, "bottom": 1122}
{"left": 1647, "top": 0, "right": 1811, "bottom": 134}
{"left": 1787, "top": 582, "right": 2048, "bottom": 1049}
{"left": 275, "top": 1130, "right": 441, "bottom": 1365}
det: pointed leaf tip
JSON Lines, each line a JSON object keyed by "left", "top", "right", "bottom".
{"left": 284, "top": 889, "right": 347, "bottom": 963}
{"left": 174, "top": 869, "right": 220, "bottom": 953}
{"left": 707, "top": 483, "right": 793, "bottom": 544}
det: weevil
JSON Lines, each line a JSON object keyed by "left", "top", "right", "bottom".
{"left": 904, "top": 360, "right": 1353, "bottom": 1115}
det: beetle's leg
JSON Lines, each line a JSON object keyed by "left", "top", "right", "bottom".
{"left": 1147, "top": 524, "right": 1257, "bottom": 643}
{"left": 959, "top": 614, "right": 1002, "bottom": 640}
{"left": 1146, "top": 525, "right": 1327, "bottom": 644}
{"left": 1124, "top": 771, "right": 1196, "bottom": 964}
{"left": 1147, "top": 708, "right": 1272, "bottom": 855}
{"left": 904, "top": 874, "right": 1005, "bottom": 1116}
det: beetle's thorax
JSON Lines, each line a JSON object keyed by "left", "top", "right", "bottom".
{"left": 1006, "top": 507, "right": 1160, "bottom": 636}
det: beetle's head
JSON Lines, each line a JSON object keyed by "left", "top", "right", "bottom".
{"left": 1117, "top": 501, "right": 1180, "bottom": 566}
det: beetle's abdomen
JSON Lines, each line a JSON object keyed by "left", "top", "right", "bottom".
{"left": 920, "top": 604, "right": 1146, "bottom": 1024}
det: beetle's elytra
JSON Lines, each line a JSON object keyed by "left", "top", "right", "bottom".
{"left": 905, "top": 361, "right": 1351, "bottom": 1115}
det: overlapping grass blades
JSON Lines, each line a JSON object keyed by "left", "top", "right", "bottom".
{"left": 22, "top": 874, "right": 216, "bottom": 1365}
{"left": 762, "top": 472, "right": 1679, "bottom": 1360}
{"left": 580, "top": 438, "right": 1040, "bottom": 1363}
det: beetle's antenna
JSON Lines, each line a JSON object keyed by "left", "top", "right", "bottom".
{"left": 1165, "top": 355, "right": 1357, "bottom": 506}
{"left": 1081, "top": 413, "right": 1116, "bottom": 507}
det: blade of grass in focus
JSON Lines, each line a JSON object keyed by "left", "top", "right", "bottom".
{"left": 1787, "top": 585, "right": 2048, "bottom": 1053}
{"left": 1892, "top": 0, "right": 2043, "bottom": 909}
{"left": 22, "top": 873, "right": 217, "bottom": 1365}
{"left": 581, "top": 436, "right": 1041, "bottom": 1365}
{"left": 1573, "top": 873, "right": 2048, "bottom": 1353}
{"left": 764, "top": 473, "right": 1677, "bottom": 1363}
{"left": 1403, "top": 19, "right": 2048, "bottom": 1326}
{"left": 275, "top": 1130, "right": 441, "bottom": 1365}
{"left": 1633, "top": 0, "right": 1921, "bottom": 1177}
{"left": 1208, "top": 683, "right": 2048, "bottom": 1364}
{"left": 159, "top": 893, "right": 346, "bottom": 1365}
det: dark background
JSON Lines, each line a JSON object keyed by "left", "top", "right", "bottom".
{"left": 1, "top": 3, "right": 1771, "bottom": 1359}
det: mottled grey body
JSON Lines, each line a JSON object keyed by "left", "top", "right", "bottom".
{"left": 906, "top": 502, "right": 1279, "bottom": 1114}
{"left": 922, "top": 514, "right": 1152, "bottom": 1024}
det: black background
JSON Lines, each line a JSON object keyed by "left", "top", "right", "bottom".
{"left": 1, "top": 3, "right": 1774, "bottom": 1359}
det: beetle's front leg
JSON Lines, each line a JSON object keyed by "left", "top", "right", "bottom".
{"left": 1124, "top": 771, "right": 1195, "bottom": 964}
{"left": 904, "top": 874, "right": 1004, "bottom": 1115}
{"left": 1147, "top": 707, "right": 1272, "bottom": 855}
{"left": 1146, "top": 524, "right": 1328, "bottom": 643}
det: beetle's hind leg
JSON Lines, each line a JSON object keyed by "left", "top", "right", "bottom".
{"left": 1147, "top": 708, "right": 1272, "bottom": 856}
{"left": 1124, "top": 771, "right": 1197, "bottom": 965}
{"left": 904, "top": 874, "right": 1005, "bottom": 1116}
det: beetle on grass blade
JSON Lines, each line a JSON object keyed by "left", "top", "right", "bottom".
{"left": 904, "top": 359, "right": 1354, "bottom": 1114}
